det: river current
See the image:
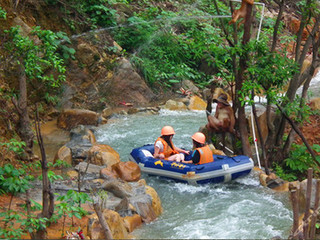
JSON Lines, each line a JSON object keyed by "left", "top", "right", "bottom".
{"left": 95, "top": 110, "right": 293, "bottom": 239}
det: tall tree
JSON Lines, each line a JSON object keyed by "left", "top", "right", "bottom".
{"left": 234, "top": 0, "right": 254, "bottom": 157}
{"left": 2, "top": 26, "right": 66, "bottom": 158}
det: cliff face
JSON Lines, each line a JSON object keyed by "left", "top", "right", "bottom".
{"left": 1, "top": 0, "right": 157, "bottom": 110}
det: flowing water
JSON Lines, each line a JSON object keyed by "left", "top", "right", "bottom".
{"left": 95, "top": 110, "right": 293, "bottom": 239}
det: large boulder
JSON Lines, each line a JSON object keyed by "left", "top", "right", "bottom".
{"left": 111, "top": 161, "right": 141, "bottom": 182}
{"left": 88, "top": 144, "right": 120, "bottom": 167}
{"left": 102, "top": 179, "right": 133, "bottom": 199}
{"left": 75, "top": 162, "right": 105, "bottom": 180}
{"left": 100, "top": 166, "right": 119, "bottom": 180}
{"left": 259, "top": 172, "right": 298, "bottom": 192}
{"left": 163, "top": 99, "right": 188, "bottom": 111}
{"left": 103, "top": 58, "right": 155, "bottom": 105}
{"left": 100, "top": 179, "right": 161, "bottom": 223}
{"left": 53, "top": 145, "right": 72, "bottom": 166}
{"left": 145, "top": 185, "right": 163, "bottom": 217}
{"left": 246, "top": 105, "right": 275, "bottom": 145}
{"left": 187, "top": 95, "right": 207, "bottom": 110}
{"left": 57, "top": 109, "right": 106, "bottom": 130}
{"left": 87, "top": 209, "right": 129, "bottom": 239}
{"left": 123, "top": 214, "right": 143, "bottom": 233}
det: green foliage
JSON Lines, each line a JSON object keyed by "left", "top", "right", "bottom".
{"left": 237, "top": 37, "right": 298, "bottom": 106}
{"left": 45, "top": 0, "right": 117, "bottom": 30}
{"left": 0, "top": 197, "right": 48, "bottom": 238}
{"left": 0, "top": 7, "right": 7, "bottom": 19}
{"left": 22, "top": 216, "right": 48, "bottom": 234}
{"left": 113, "top": 15, "right": 157, "bottom": 51}
{"left": 51, "top": 159, "right": 71, "bottom": 168}
{"left": 0, "top": 164, "right": 31, "bottom": 195}
{"left": 274, "top": 164, "right": 297, "bottom": 182}
{"left": 55, "top": 32, "right": 76, "bottom": 61}
{"left": 0, "top": 210, "right": 25, "bottom": 239}
{"left": 118, "top": 13, "right": 223, "bottom": 86}
{"left": 37, "top": 167, "right": 63, "bottom": 183}
{"left": 0, "top": 163, "right": 37, "bottom": 239}
{"left": 282, "top": 96, "right": 312, "bottom": 123}
{"left": 261, "top": 16, "right": 276, "bottom": 29}
{"left": 4, "top": 26, "right": 67, "bottom": 105}
{"left": 83, "top": 0, "right": 117, "bottom": 28}
{"left": 0, "top": 139, "right": 26, "bottom": 156}
{"left": 0, "top": 160, "right": 89, "bottom": 238}
{"left": 278, "top": 144, "right": 320, "bottom": 180}
{"left": 96, "top": 189, "right": 108, "bottom": 208}
{"left": 53, "top": 190, "right": 92, "bottom": 226}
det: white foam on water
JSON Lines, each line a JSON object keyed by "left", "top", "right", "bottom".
{"left": 95, "top": 109, "right": 292, "bottom": 239}
{"left": 209, "top": 215, "right": 251, "bottom": 239}
{"left": 173, "top": 218, "right": 218, "bottom": 239}
{"left": 235, "top": 173, "right": 261, "bottom": 187}
{"left": 260, "top": 192, "right": 288, "bottom": 208}
{"left": 159, "top": 109, "right": 205, "bottom": 116}
{"left": 169, "top": 182, "right": 210, "bottom": 194}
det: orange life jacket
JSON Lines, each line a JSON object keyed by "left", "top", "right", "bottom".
{"left": 155, "top": 137, "right": 179, "bottom": 158}
{"left": 196, "top": 145, "right": 214, "bottom": 165}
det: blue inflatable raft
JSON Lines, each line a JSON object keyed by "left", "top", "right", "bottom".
{"left": 129, "top": 144, "right": 254, "bottom": 185}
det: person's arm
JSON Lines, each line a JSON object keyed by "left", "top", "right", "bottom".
{"left": 153, "top": 142, "right": 165, "bottom": 159}
{"left": 181, "top": 150, "right": 200, "bottom": 164}
{"left": 175, "top": 146, "right": 190, "bottom": 155}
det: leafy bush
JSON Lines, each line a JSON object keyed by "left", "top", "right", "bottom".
{"left": 275, "top": 144, "right": 320, "bottom": 180}
{"left": 4, "top": 26, "right": 67, "bottom": 105}
{"left": 0, "top": 7, "right": 7, "bottom": 19}
{"left": 45, "top": 0, "right": 118, "bottom": 30}
{"left": 0, "top": 139, "right": 26, "bottom": 157}
{"left": 54, "top": 190, "right": 92, "bottom": 235}
{"left": 0, "top": 164, "right": 32, "bottom": 195}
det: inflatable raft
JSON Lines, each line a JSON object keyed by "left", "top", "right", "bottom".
{"left": 129, "top": 144, "right": 254, "bottom": 185}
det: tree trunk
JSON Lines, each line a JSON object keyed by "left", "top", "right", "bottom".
{"left": 13, "top": 63, "right": 34, "bottom": 157}
{"left": 282, "top": 17, "right": 320, "bottom": 157}
{"left": 235, "top": 1, "right": 253, "bottom": 157}
{"left": 277, "top": 104, "right": 319, "bottom": 167}
{"left": 34, "top": 112, "right": 55, "bottom": 239}
{"left": 93, "top": 203, "right": 113, "bottom": 240}
{"left": 271, "top": 0, "right": 285, "bottom": 52}
{"left": 274, "top": 10, "right": 320, "bottom": 147}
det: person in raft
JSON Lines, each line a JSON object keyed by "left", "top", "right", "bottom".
{"left": 154, "top": 126, "right": 190, "bottom": 162}
{"left": 181, "top": 132, "right": 213, "bottom": 165}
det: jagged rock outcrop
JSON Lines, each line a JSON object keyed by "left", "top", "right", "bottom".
{"left": 102, "top": 58, "right": 156, "bottom": 106}
{"left": 57, "top": 109, "right": 107, "bottom": 130}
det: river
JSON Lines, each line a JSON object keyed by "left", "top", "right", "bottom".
{"left": 95, "top": 110, "right": 293, "bottom": 239}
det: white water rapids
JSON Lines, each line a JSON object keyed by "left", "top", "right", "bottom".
{"left": 95, "top": 110, "right": 293, "bottom": 239}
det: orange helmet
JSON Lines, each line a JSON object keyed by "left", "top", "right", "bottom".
{"left": 161, "top": 126, "right": 175, "bottom": 136}
{"left": 191, "top": 132, "right": 206, "bottom": 144}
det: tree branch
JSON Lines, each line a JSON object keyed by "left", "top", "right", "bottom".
{"left": 276, "top": 104, "right": 320, "bottom": 167}
{"left": 93, "top": 203, "right": 113, "bottom": 240}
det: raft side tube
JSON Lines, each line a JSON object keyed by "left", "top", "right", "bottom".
{"left": 129, "top": 144, "right": 254, "bottom": 184}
